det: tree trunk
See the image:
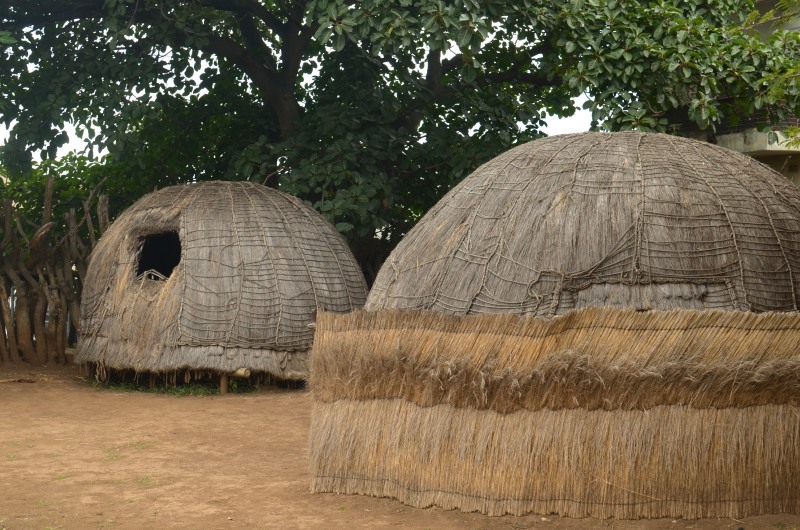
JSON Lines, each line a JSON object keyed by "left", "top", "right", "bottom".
{"left": 0, "top": 325, "right": 9, "bottom": 363}
{"left": 45, "top": 288, "right": 61, "bottom": 364}
{"left": 97, "top": 195, "right": 109, "bottom": 235}
{"left": 0, "top": 280, "right": 9, "bottom": 364}
{"left": 68, "top": 208, "right": 89, "bottom": 285}
{"left": 40, "top": 264, "right": 62, "bottom": 364}
{"left": 31, "top": 290, "right": 48, "bottom": 365}
{"left": 0, "top": 281, "right": 20, "bottom": 363}
{"left": 57, "top": 244, "right": 83, "bottom": 336}
{"left": 275, "top": 90, "right": 301, "bottom": 140}
{"left": 56, "top": 289, "right": 69, "bottom": 362}
{"left": 13, "top": 290, "right": 36, "bottom": 362}
{"left": 69, "top": 299, "right": 81, "bottom": 336}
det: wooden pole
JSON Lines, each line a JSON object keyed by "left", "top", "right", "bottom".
{"left": 220, "top": 373, "right": 229, "bottom": 395}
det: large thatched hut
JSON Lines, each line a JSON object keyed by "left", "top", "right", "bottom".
{"left": 309, "top": 132, "right": 800, "bottom": 519}
{"left": 77, "top": 181, "right": 367, "bottom": 381}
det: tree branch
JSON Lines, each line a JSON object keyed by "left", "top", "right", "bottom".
{"left": 389, "top": 40, "right": 558, "bottom": 134}
{"left": 426, "top": 49, "right": 442, "bottom": 92}
{"left": 237, "top": 14, "right": 279, "bottom": 72}
{"left": 480, "top": 70, "right": 559, "bottom": 87}
{"left": 198, "top": 0, "right": 288, "bottom": 39}
{"left": 1, "top": 1, "right": 106, "bottom": 27}
{"left": 280, "top": 23, "right": 317, "bottom": 89}
{"left": 479, "top": 42, "right": 559, "bottom": 87}
{"left": 441, "top": 54, "right": 464, "bottom": 76}
{"left": 389, "top": 49, "right": 461, "bottom": 131}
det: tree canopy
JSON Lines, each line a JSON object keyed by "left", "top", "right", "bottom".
{"left": 2, "top": 0, "right": 799, "bottom": 277}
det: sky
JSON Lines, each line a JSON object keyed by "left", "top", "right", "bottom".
{"left": 542, "top": 97, "right": 592, "bottom": 136}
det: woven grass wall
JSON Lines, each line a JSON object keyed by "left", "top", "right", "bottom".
{"left": 309, "top": 132, "right": 800, "bottom": 519}
{"left": 76, "top": 181, "right": 367, "bottom": 379}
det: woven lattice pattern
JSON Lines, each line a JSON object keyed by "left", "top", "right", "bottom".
{"left": 77, "top": 181, "right": 367, "bottom": 377}
{"left": 367, "top": 132, "right": 800, "bottom": 314}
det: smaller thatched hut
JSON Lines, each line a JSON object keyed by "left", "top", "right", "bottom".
{"left": 76, "top": 181, "right": 367, "bottom": 381}
{"left": 309, "top": 132, "right": 800, "bottom": 519}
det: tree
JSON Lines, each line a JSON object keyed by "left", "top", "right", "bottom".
{"left": 2, "top": 0, "right": 799, "bottom": 278}
{"left": 751, "top": 0, "right": 800, "bottom": 146}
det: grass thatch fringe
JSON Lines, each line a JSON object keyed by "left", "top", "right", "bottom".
{"left": 77, "top": 336, "right": 308, "bottom": 380}
{"left": 311, "top": 307, "right": 800, "bottom": 411}
{"left": 310, "top": 399, "right": 800, "bottom": 519}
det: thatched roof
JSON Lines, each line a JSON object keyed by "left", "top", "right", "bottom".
{"left": 76, "top": 181, "right": 367, "bottom": 379}
{"left": 368, "top": 132, "right": 800, "bottom": 314}
{"left": 310, "top": 133, "right": 800, "bottom": 519}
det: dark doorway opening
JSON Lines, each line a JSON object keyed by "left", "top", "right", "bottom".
{"left": 136, "top": 231, "right": 181, "bottom": 279}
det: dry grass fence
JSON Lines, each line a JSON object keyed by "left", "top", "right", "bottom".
{"left": 309, "top": 307, "right": 800, "bottom": 518}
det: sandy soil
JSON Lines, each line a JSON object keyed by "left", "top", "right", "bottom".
{"left": 0, "top": 364, "right": 798, "bottom": 530}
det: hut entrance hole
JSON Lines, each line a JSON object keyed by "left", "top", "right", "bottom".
{"left": 137, "top": 231, "right": 181, "bottom": 279}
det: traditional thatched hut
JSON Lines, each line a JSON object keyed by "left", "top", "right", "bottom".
{"left": 309, "top": 132, "right": 800, "bottom": 519}
{"left": 76, "top": 181, "right": 367, "bottom": 382}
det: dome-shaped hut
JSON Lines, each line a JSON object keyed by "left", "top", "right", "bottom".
{"left": 77, "top": 181, "right": 367, "bottom": 382}
{"left": 309, "top": 133, "right": 800, "bottom": 519}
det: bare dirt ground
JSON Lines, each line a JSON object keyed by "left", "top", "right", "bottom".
{"left": 1, "top": 364, "right": 798, "bottom": 530}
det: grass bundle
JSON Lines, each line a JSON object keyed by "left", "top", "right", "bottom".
{"left": 312, "top": 308, "right": 800, "bottom": 411}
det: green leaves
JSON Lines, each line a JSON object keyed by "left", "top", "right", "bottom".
{"left": 557, "top": 0, "right": 800, "bottom": 133}
{"left": 0, "top": 30, "right": 16, "bottom": 44}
